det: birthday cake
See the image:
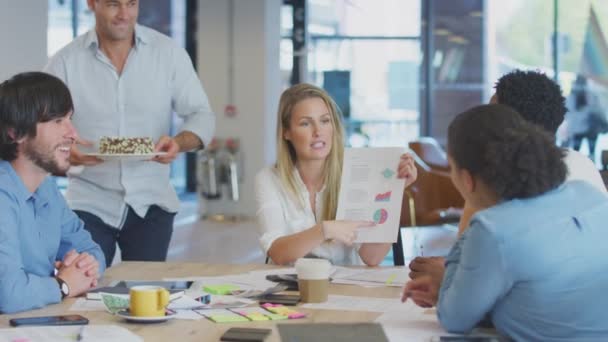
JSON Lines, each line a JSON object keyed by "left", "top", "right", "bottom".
{"left": 99, "top": 136, "right": 155, "bottom": 154}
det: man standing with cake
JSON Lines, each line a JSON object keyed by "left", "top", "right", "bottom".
{"left": 44, "top": 0, "right": 215, "bottom": 267}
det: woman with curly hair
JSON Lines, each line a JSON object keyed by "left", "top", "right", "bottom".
{"left": 402, "top": 104, "right": 608, "bottom": 340}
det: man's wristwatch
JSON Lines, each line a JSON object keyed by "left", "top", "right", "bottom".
{"left": 56, "top": 277, "right": 70, "bottom": 299}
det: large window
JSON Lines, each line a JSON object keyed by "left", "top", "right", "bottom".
{"left": 284, "top": 0, "right": 608, "bottom": 167}
{"left": 283, "top": 0, "right": 422, "bottom": 148}
{"left": 556, "top": 0, "right": 608, "bottom": 166}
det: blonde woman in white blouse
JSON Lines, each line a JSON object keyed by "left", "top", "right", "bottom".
{"left": 255, "top": 83, "right": 417, "bottom": 266}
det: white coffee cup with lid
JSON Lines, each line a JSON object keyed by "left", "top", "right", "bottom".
{"left": 295, "top": 258, "right": 331, "bottom": 303}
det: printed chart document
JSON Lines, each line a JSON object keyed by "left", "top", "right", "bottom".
{"left": 336, "top": 147, "right": 405, "bottom": 243}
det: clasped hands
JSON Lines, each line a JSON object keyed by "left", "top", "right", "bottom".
{"left": 401, "top": 256, "right": 445, "bottom": 308}
{"left": 54, "top": 249, "right": 100, "bottom": 298}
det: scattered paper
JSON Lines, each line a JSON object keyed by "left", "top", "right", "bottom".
{"left": 331, "top": 267, "right": 409, "bottom": 287}
{"left": 0, "top": 325, "right": 142, "bottom": 342}
{"left": 69, "top": 298, "right": 107, "bottom": 311}
{"left": 165, "top": 268, "right": 296, "bottom": 293}
{"left": 247, "top": 268, "right": 297, "bottom": 276}
{"left": 191, "top": 295, "right": 254, "bottom": 310}
{"left": 376, "top": 308, "right": 502, "bottom": 342}
{"left": 336, "top": 148, "right": 406, "bottom": 243}
{"left": 168, "top": 295, "right": 208, "bottom": 310}
{"left": 375, "top": 307, "right": 446, "bottom": 341}
{"left": 171, "top": 309, "right": 205, "bottom": 320}
{"left": 301, "top": 295, "right": 409, "bottom": 313}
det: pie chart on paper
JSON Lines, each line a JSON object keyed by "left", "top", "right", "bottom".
{"left": 373, "top": 209, "right": 388, "bottom": 224}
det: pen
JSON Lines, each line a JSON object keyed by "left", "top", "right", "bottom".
{"left": 385, "top": 274, "right": 396, "bottom": 285}
{"left": 76, "top": 325, "right": 85, "bottom": 341}
{"left": 419, "top": 244, "right": 424, "bottom": 257}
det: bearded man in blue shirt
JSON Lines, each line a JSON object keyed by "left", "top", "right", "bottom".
{"left": 0, "top": 72, "right": 105, "bottom": 313}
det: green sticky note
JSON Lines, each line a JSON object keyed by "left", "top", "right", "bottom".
{"left": 203, "top": 284, "right": 240, "bottom": 295}
{"left": 207, "top": 314, "right": 250, "bottom": 323}
{"left": 243, "top": 313, "right": 270, "bottom": 321}
{"left": 265, "top": 313, "right": 288, "bottom": 320}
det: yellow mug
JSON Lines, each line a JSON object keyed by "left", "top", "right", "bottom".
{"left": 129, "top": 286, "right": 170, "bottom": 317}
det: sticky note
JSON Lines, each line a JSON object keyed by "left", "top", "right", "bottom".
{"left": 203, "top": 284, "right": 240, "bottom": 295}
{"left": 261, "top": 303, "right": 306, "bottom": 319}
{"left": 232, "top": 307, "right": 288, "bottom": 321}
{"left": 237, "top": 311, "right": 270, "bottom": 321}
{"left": 203, "top": 309, "right": 250, "bottom": 323}
{"left": 207, "top": 314, "right": 250, "bottom": 323}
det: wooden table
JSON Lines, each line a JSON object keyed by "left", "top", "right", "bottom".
{"left": 0, "top": 262, "right": 405, "bottom": 342}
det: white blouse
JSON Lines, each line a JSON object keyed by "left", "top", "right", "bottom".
{"left": 254, "top": 167, "right": 363, "bottom": 265}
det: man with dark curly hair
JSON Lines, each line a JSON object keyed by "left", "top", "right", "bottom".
{"left": 409, "top": 70, "right": 605, "bottom": 283}
{"left": 491, "top": 70, "right": 604, "bottom": 194}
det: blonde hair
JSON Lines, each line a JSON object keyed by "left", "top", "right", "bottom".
{"left": 275, "top": 83, "right": 345, "bottom": 221}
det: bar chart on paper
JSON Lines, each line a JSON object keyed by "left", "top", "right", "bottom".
{"left": 336, "top": 147, "right": 405, "bottom": 243}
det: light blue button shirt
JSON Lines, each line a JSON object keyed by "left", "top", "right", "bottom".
{"left": 437, "top": 181, "right": 608, "bottom": 340}
{"left": 0, "top": 161, "right": 106, "bottom": 313}
{"left": 44, "top": 25, "right": 215, "bottom": 228}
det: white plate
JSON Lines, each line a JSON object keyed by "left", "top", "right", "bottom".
{"left": 116, "top": 309, "right": 176, "bottom": 323}
{"left": 85, "top": 152, "right": 167, "bottom": 161}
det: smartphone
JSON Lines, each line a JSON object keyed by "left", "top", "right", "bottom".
{"left": 10, "top": 314, "right": 89, "bottom": 327}
{"left": 265, "top": 274, "right": 297, "bottom": 283}
{"left": 258, "top": 294, "right": 300, "bottom": 306}
{"left": 220, "top": 327, "right": 272, "bottom": 342}
{"left": 265, "top": 274, "right": 298, "bottom": 291}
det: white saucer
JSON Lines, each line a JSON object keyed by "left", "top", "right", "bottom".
{"left": 85, "top": 152, "right": 167, "bottom": 161}
{"left": 116, "top": 309, "right": 176, "bottom": 323}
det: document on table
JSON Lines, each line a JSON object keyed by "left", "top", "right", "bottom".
{"left": 376, "top": 308, "right": 502, "bottom": 342}
{"left": 69, "top": 298, "right": 107, "bottom": 311}
{"left": 336, "top": 147, "right": 406, "bottom": 243}
{"left": 0, "top": 325, "right": 142, "bottom": 342}
{"left": 331, "top": 267, "right": 409, "bottom": 287}
{"left": 375, "top": 308, "right": 446, "bottom": 341}
{"left": 164, "top": 269, "right": 289, "bottom": 292}
{"left": 301, "top": 295, "right": 411, "bottom": 313}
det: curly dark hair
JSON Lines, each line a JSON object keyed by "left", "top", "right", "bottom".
{"left": 494, "top": 70, "right": 567, "bottom": 134}
{"left": 448, "top": 104, "right": 567, "bottom": 200}
{"left": 0, "top": 72, "right": 73, "bottom": 161}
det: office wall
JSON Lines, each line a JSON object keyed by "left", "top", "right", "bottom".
{"left": 198, "top": 0, "right": 281, "bottom": 217}
{"left": 0, "top": 0, "right": 48, "bottom": 81}
{"left": 0, "top": 0, "right": 280, "bottom": 217}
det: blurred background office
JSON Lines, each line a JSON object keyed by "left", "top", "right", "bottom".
{"left": 2, "top": 0, "right": 607, "bottom": 263}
